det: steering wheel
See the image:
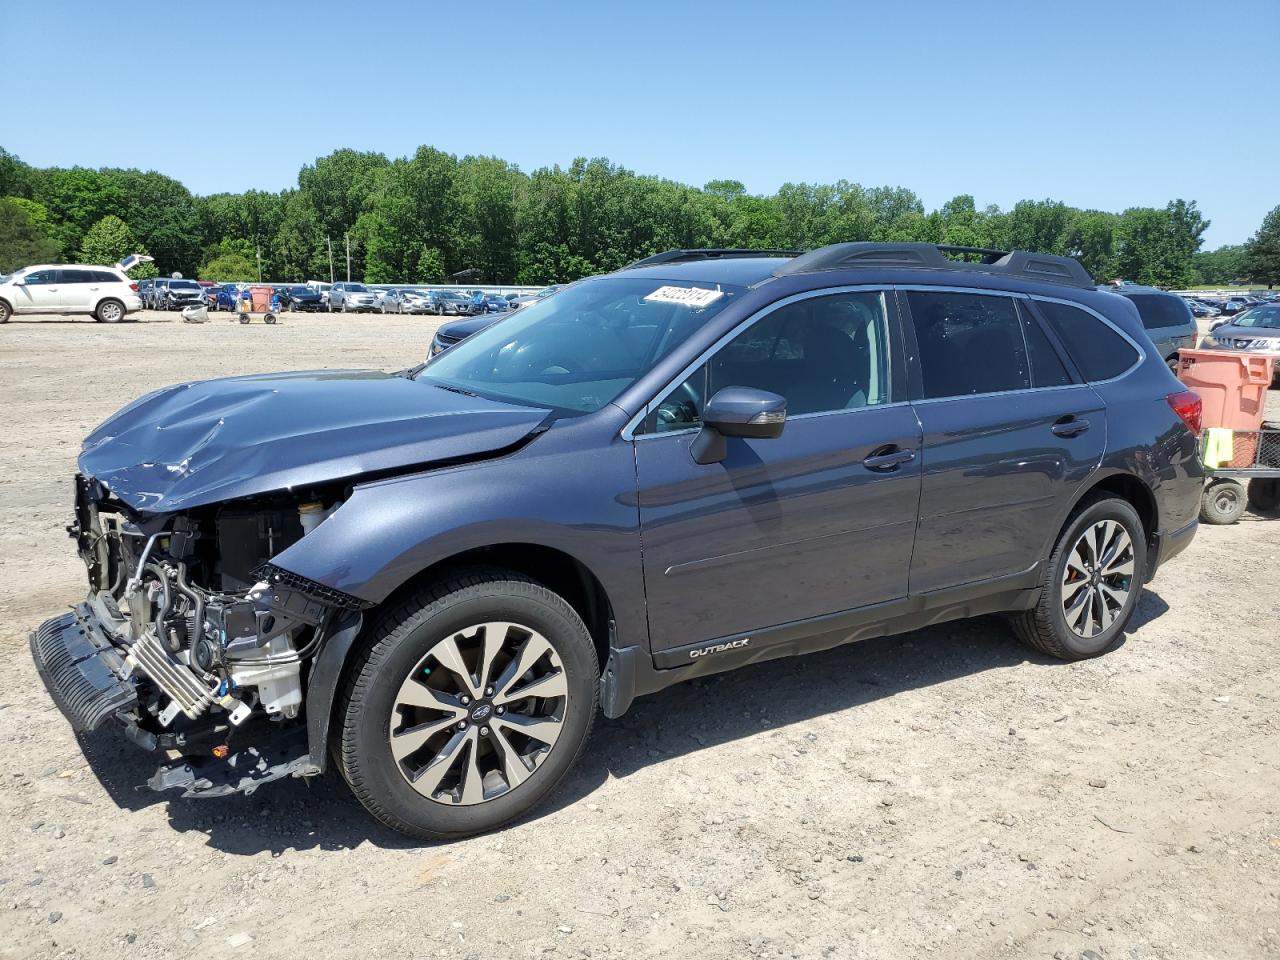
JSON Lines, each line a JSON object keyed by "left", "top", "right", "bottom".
{"left": 656, "top": 379, "right": 702, "bottom": 427}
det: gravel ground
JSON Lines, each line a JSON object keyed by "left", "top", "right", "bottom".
{"left": 1, "top": 310, "right": 1278, "bottom": 960}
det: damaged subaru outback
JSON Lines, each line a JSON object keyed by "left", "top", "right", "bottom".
{"left": 32, "top": 243, "right": 1204, "bottom": 840}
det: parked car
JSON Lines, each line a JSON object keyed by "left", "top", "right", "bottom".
{"left": 1202, "top": 302, "right": 1280, "bottom": 378}
{"left": 510, "top": 284, "right": 563, "bottom": 311}
{"left": 481, "top": 294, "right": 510, "bottom": 313}
{"left": 381, "top": 288, "right": 433, "bottom": 314}
{"left": 30, "top": 242, "right": 1204, "bottom": 840}
{"left": 1183, "top": 298, "right": 1219, "bottom": 318}
{"left": 211, "top": 283, "right": 243, "bottom": 311}
{"left": 137, "top": 278, "right": 156, "bottom": 308}
{"left": 278, "top": 286, "right": 326, "bottom": 312}
{"left": 1102, "top": 285, "right": 1199, "bottom": 372}
{"left": 429, "top": 312, "right": 500, "bottom": 356}
{"left": 329, "top": 281, "right": 379, "bottom": 313}
{"left": 156, "top": 279, "right": 207, "bottom": 311}
{"left": 426, "top": 289, "right": 477, "bottom": 316}
{"left": 0, "top": 263, "right": 144, "bottom": 323}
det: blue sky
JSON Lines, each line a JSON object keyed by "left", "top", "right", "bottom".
{"left": 6, "top": 0, "right": 1276, "bottom": 247}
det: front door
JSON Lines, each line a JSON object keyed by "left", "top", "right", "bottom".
{"left": 898, "top": 288, "right": 1106, "bottom": 593}
{"left": 13, "top": 268, "right": 62, "bottom": 313}
{"left": 634, "top": 289, "right": 922, "bottom": 653}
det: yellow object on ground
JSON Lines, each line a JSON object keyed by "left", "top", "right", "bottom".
{"left": 1203, "top": 427, "right": 1234, "bottom": 468}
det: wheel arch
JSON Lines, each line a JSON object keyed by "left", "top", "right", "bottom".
{"left": 1052, "top": 470, "right": 1159, "bottom": 562}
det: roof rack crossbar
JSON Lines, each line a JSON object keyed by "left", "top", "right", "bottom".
{"left": 623, "top": 248, "right": 803, "bottom": 269}
{"left": 772, "top": 242, "right": 1094, "bottom": 289}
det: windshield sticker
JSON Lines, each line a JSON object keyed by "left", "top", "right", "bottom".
{"left": 643, "top": 285, "right": 724, "bottom": 308}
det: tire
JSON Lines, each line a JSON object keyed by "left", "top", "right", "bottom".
{"left": 0, "top": 299, "right": 10, "bottom": 324}
{"left": 1200, "top": 478, "right": 1247, "bottom": 525}
{"left": 342, "top": 301, "right": 349, "bottom": 313}
{"left": 95, "top": 299, "right": 125, "bottom": 324}
{"left": 1248, "top": 478, "right": 1280, "bottom": 514}
{"left": 238, "top": 313, "right": 250, "bottom": 324}
{"left": 1012, "top": 495, "right": 1147, "bottom": 661}
{"left": 1166, "top": 355, "right": 1180, "bottom": 375}
{"left": 264, "top": 313, "right": 277, "bottom": 325}
{"left": 338, "top": 567, "right": 598, "bottom": 840}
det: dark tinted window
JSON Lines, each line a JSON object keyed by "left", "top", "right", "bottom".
{"left": 906, "top": 291, "right": 1029, "bottom": 398}
{"left": 1123, "top": 292, "right": 1193, "bottom": 329}
{"left": 22, "top": 269, "right": 58, "bottom": 285}
{"left": 93, "top": 270, "right": 120, "bottom": 283}
{"left": 710, "top": 292, "right": 890, "bottom": 417}
{"left": 1036, "top": 300, "right": 1140, "bottom": 382}
{"left": 62, "top": 269, "right": 94, "bottom": 283}
{"left": 1019, "top": 303, "right": 1073, "bottom": 387}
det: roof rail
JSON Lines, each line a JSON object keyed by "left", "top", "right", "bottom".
{"left": 623, "top": 248, "right": 803, "bottom": 269}
{"left": 772, "top": 242, "right": 1094, "bottom": 289}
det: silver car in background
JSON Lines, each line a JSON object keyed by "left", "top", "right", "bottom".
{"left": 1102, "top": 285, "right": 1199, "bottom": 373}
{"left": 329, "top": 281, "right": 379, "bottom": 313}
{"left": 381, "top": 288, "right": 433, "bottom": 314}
{"left": 1202, "top": 303, "right": 1280, "bottom": 383}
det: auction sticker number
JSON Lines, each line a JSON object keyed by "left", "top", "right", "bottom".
{"left": 643, "top": 285, "right": 724, "bottom": 308}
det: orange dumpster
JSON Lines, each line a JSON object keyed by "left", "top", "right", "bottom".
{"left": 249, "top": 286, "right": 273, "bottom": 312}
{"left": 1176, "top": 349, "right": 1274, "bottom": 431}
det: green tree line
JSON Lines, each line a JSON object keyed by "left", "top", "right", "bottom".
{"left": 1, "top": 144, "right": 1274, "bottom": 287}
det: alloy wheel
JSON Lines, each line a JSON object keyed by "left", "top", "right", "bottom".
{"left": 1060, "top": 519, "right": 1134, "bottom": 638}
{"left": 388, "top": 621, "right": 568, "bottom": 805}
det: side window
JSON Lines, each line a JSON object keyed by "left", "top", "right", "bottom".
{"left": 651, "top": 368, "right": 706, "bottom": 433}
{"left": 905, "top": 291, "right": 1030, "bottom": 398}
{"left": 1018, "top": 302, "right": 1073, "bottom": 388}
{"left": 23, "top": 269, "right": 57, "bottom": 285}
{"left": 708, "top": 292, "right": 891, "bottom": 417}
{"left": 95, "top": 270, "right": 121, "bottom": 283}
{"left": 62, "top": 269, "right": 93, "bottom": 284}
{"left": 1035, "top": 300, "right": 1140, "bottom": 382}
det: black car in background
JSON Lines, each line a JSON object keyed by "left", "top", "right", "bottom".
{"left": 426, "top": 289, "right": 477, "bottom": 316}
{"left": 278, "top": 286, "right": 326, "bottom": 312}
{"left": 429, "top": 312, "right": 500, "bottom": 357}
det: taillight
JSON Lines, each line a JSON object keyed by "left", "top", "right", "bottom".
{"left": 129, "top": 282, "right": 139, "bottom": 292}
{"left": 1167, "top": 389, "right": 1202, "bottom": 436}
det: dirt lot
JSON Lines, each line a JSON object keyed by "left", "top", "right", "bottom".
{"left": 1, "top": 310, "right": 1278, "bottom": 960}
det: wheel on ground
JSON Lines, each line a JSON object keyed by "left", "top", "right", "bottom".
{"left": 1246, "top": 477, "right": 1280, "bottom": 514}
{"left": 1200, "top": 478, "right": 1247, "bottom": 525}
{"left": 1166, "top": 356, "right": 1180, "bottom": 374}
{"left": 238, "top": 312, "right": 250, "bottom": 324}
{"left": 264, "top": 312, "right": 277, "bottom": 325}
{"left": 1012, "top": 495, "right": 1147, "bottom": 661}
{"left": 338, "top": 568, "right": 598, "bottom": 840}
{"left": 95, "top": 299, "right": 124, "bottom": 323}
{"left": 0, "top": 299, "right": 10, "bottom": 324}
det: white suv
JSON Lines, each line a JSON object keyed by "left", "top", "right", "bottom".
{"left": 0, "top": 262, "right": 146, "bottom": 323}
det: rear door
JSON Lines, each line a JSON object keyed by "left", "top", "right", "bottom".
{"left": 634, "top": 288, "right": 922, "bottom": 652}
{"left": 58, "top": 268, "right": 95, "bottom": 309}
{"left": 899, "top": 288, "right": 1105, "bottom": 594}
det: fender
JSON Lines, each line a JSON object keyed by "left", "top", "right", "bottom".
{"left": 302, "top": 609, "right": 363, "bottom": 775}
{"left": 269, "top": 411, "right": 651, "bottom": 652}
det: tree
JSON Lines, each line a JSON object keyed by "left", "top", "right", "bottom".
{"left": 1193, "top": 244, "right": 1248, "bottom": 286}
{"left": 1245, "top": 205, "right": 1280, "bottom": 288}
{"left": 415, "top": 247, "right": 446, "bottom": 283}
{"left": 0, "top": 197, "right": 61, "bottom": 273}
{"left": 79, "top": 215, "right": 139, "bottom": 265}
{"left": 200, "top": 253, "right": 256, "bottom": 281}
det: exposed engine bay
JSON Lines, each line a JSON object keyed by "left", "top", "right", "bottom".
{"left": 36, "top": 474, "right": 358, "bottom": 796}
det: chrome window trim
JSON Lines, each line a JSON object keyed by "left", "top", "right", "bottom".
{"left": 632, "top": 398, "right": 913, "bottom": 441}
{"left": 621, "top": 284, "right": 891, "bottom": 440}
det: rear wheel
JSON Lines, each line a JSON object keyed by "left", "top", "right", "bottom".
{"left": 1201, "top": 478, "right": 1247, "bottom": 525}
{"left": 95, "top": 299, "right": 124, "bottom": 323}
{"left": 1248, "top": 477, "right": 1280, "bottom": 514}
{"left": 0, "top": 299, "right": 10, "bottom": 323}
{"left": 338, "top": 568, "right": 598, "bottom": 840}
{"left": 1013, "top": 496, "right": 1146, "bottom": 660}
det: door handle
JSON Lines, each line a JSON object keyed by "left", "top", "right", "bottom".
{"left": 1052, "top": 416, "right": 1091, "bottom": 438}
{"left": 863, "top": 446, "right": 916, "bottom": 471}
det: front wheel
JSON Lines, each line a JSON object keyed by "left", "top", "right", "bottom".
{"left": 0, "top": 299, "right": 10, "bottom": 323}
{"left": 338, "top": 568, "right": 598, "bottom": 840}
{"left": 1012, "top": 496, "right": 1147, "bottom": 660}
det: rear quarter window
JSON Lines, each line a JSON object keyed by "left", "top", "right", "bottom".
{"left": 1123, "top": 293, "right": 1193, "bottom": 329}
{"left": 1035, "top": 300, "right": 1140, "bottom": 382}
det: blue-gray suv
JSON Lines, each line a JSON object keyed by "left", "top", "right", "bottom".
{"left": 30, "top": 243, "right": 1205, "bottom": 839}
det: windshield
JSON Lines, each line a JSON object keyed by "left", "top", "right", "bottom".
{"left": 348, "top": 283, "right": 369, "bottom": 293}
{"left": 439, "top": 291, "right": 464, "bottom": 300}
{"left": 170, "top": 281, "right": 200, "bottom": 290}
{"left": 417, "top": 276, "right": 742, "bottom": 414}
{"left": 1233, "top": 305, "right": 1280, "bottom": 329}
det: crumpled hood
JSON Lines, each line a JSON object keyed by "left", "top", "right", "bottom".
{"left": 79, "top": 369, "right": 549, "bottom": 514}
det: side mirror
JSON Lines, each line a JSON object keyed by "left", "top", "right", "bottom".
{"left": 691, "top": 386, "right": 787, "bottom": 465}
{"left": 11, "top": 277, "right": 24, "bottom": 286}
